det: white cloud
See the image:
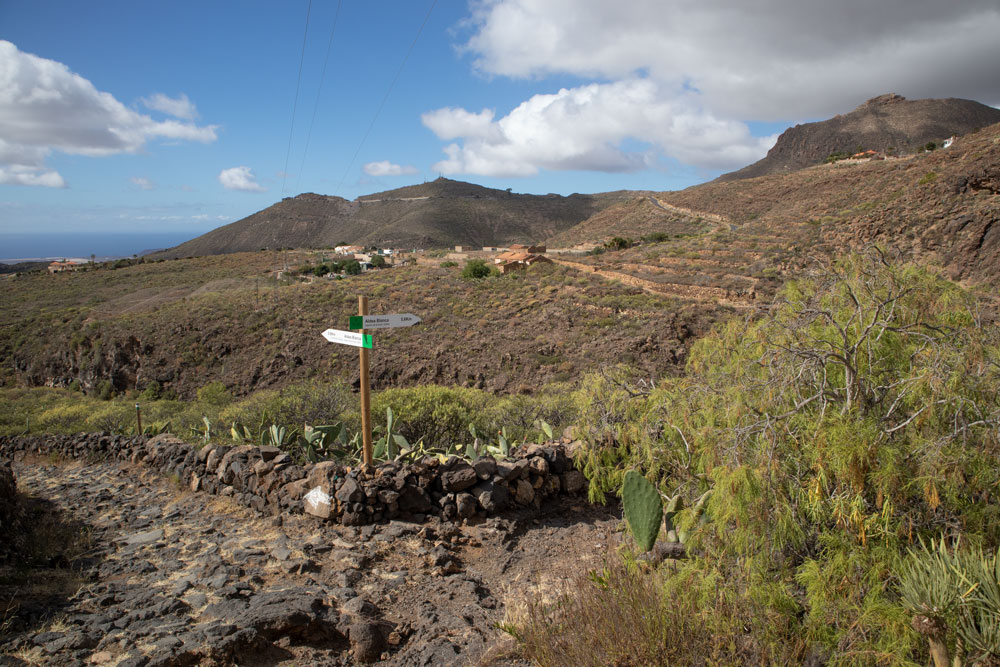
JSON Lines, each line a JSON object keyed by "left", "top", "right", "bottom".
{"left": 464, "top": 0, "right": 1000, "bottom": 121}
{"left": 130, "top": 176, "right": 155, "bottom": 191}
{"left": 0, "top": 40, "right": 218, "bottom": 187}
{"left": 423, "top": 79, "right": 776, "bottom": 177}
{"left": 140, "top": 92, "right": 198, "bottom": 120}
{"left": 218, "top": 166, "right": 266, "bottom": 192}
{"left": 0, "top": 165, "right": 65, "bottom": 187}
{"left": 362, "top": 161, "right": 419, "bottom": 176}
{"left": 435, "top": 1, "right": 1000, "bottom": 178}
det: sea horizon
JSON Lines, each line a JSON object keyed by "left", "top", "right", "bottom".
{"left": 0, "top": 231, "right": 193, "bottom": 264}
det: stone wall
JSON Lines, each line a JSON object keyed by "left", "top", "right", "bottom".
{"left": 0, "top": 433, "right": 588, "bottom": 526}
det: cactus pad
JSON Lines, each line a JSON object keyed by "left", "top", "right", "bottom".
{"left": 623, "top": 470, "right": 663, "bottom": 552}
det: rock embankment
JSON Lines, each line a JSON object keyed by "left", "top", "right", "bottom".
{"left": 0, "top": 458, "right": 25, "bottom": 562}
{"left": 0, "top": 433, "right": 588, "bottom": 526}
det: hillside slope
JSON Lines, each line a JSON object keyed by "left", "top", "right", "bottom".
{"left": 151, "top": 179, "right": 630, "bottom": 258}
{"left": 660, "top": 120, "right": 1000, "bottom": 287}
{"left": 719, "top": 94, "right": 1000, "bottom": 181}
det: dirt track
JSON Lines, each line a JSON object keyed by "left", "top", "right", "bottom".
{"left": 1, "top": 456, "right": 620, "bottom": 666}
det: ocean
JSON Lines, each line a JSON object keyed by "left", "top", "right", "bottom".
{"left": 0, "top": 232, "right": 193, "bottom": 263}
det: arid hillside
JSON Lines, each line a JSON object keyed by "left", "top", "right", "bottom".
{"left": 659, "top": 120, "right": 1000, "bottom": 287}
{"left": 718, "top": 93, "right": 1000, "bottom": 181}
{"left": 0, "top": 253, "right": 706, "bottom": 399}
{"left": 150, "top": 179, "right": 631, "bottom": 259}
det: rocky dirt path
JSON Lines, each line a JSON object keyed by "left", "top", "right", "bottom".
{"left": 1, "top": 457, "right": 619, "bottom": 666}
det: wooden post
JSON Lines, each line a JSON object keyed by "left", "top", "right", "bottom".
{"left": 135, "top": 403, "right": 142, "bottom": 435}
{"left": 358, "top": 295, "right": 373, "bottom": 468}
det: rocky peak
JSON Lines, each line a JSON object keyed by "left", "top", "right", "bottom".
{"left": 861, "top": 93, "right": 906, "bottom": 108}
{"left": 717, "top": 94, "right": 1000, "bottom": 182}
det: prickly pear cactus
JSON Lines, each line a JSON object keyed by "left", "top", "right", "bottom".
{"left": 623, "top": 470, "right": 663, "bottom": 552}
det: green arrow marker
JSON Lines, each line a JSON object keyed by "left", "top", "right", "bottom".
{"left": 321, "top": 328, "right": 373, "bottom": 348}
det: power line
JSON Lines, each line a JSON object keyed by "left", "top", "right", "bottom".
{"left": 295, "top": 0, "right": 342, "bottom": 195}
{"left": 336, "top": 0, "right": 438, "bottom": 194}
{"left": 281, "top": 0, "right": 313, "bottom": 197}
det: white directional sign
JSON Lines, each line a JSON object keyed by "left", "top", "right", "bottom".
{"left": 321, "top": 328, "right": 373, "bottom": 349}
{"left": 348, "top": 313, "right": 421, "bottom": 330}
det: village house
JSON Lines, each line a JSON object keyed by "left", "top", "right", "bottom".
{"left": 495, "top": 251, "right": 551, "bottom": 273}
{"left": 47, "top": 260, "right": 82, "bottom": 273}
{"left": 509, "top": 243, "right": 546, "bottom": 254}
{"left": 334, "top": 245, "right": 365, "bottom": 255}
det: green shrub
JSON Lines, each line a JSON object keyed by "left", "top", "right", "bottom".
{"left": 94, "top": 379, "right": 114, "bottom": 401}
{"left": 372, "top": 385, "right": 494, "bottom": 447}
{"left": 824, "top": 150, "right": 851, "bottom": 163}
{"left": 36, "top": 403, "right": 97, "bottom": 433}
{"left": 491, "top": 384, "right": 578, "bottom": 442}
{"left": 85, "top": 403, "right": 134, "bottom": 433}
{"left": 139, "top": 381, "right": 161, "bottom": 401}
{"left": 219, "top": 380, "right": 353, "bottom": 435}
{"left": 461, "top": 259, "right": 493, "bottom": 280}
{"left": 605, "top": 237, "right": 632, "bottom": 251}
{"left": 196, "top": 381, "right": 232, "bottom": 407}
{"left": 566, "top": 249, "right": 1000, "bottom": 661}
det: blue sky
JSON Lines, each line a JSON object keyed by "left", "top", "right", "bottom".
{"left": 2, "top": 0, "right": 999, "bottom": 255}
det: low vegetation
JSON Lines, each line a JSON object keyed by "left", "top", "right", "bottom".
{"left": 3, "top": 244, "right": 998, "bottom": 664}
{"left": 518, "top": 249, "right": 1000, "bottom": 665}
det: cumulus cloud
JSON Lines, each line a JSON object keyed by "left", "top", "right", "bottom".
{"left": 434, "top": 0, "right": 1000, "bottom": 177}
{"left": 363, "top": 161, "right": 420, "bottom": 176}
{"left": 218, "top": 166, "right": 266, "bottom": 192}
{"left": 464, "top": 0, "right": 1000, "bottom": 121}
{"left": 140, "top": 92, "right": 198, "bottom": 120}
{"left": 0, "top": 40, "right": 218, "bottom": 187}
{"left": 423, "top": 79, "right": 776, "bottom": 177}
{"left": 130, "top": 176, "right": 155, "bottom": 191}
{"left": 0, "top": 164, "right": 65, "bottom": 187}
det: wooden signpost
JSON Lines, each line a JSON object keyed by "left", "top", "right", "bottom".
{"left": 321, "top": 295, "right": 421, "bottom": 468}
{"left": 358, "top": 296, "right": 373, "bottom": 468}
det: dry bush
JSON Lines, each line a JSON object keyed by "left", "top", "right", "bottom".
{"left": 511, "top": 558, "right": 801, "bottom": 666}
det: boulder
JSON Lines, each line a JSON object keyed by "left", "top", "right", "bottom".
{"left": 397, "top": 485, "right": 432, "bottom": 514}
{"left": 303, "top": 486, "right": 332, "bottom": 520}
{"left": 474, "top": 480, "right": 508, "bottom": 513}
{"left": 455, "top": 493, "right": 477, "bottom": 519}
{"left": 349, "top": 621, "right": 388, "bottom": 663}
{"left": 560, "top": 470, "right": 586, "bottom": 494}
{"left": 512, "top": 479, "right": 534, "bottom": 505}
{"left": 472, "top": 457, "right": 497, "bottom": 480}
{"left": 440, "top": 465, "right": 477, "bottom": 492}
{"left": 335, "top": 477, "right": 364, "bottom": 504}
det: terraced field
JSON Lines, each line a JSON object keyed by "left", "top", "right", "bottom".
{"left": 554, "top": 205, "right": 834, "bottom": 308}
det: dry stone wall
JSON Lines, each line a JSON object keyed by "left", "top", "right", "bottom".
{"left": 0, "top": 433, "right": 588, "bottom": 527}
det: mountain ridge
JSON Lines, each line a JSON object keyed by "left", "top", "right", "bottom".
{"left": 718, "top": 93, "right": 1000, "bottom": 181}
{"left": 149, "top": 179, "right": 632, "bottom": 258}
